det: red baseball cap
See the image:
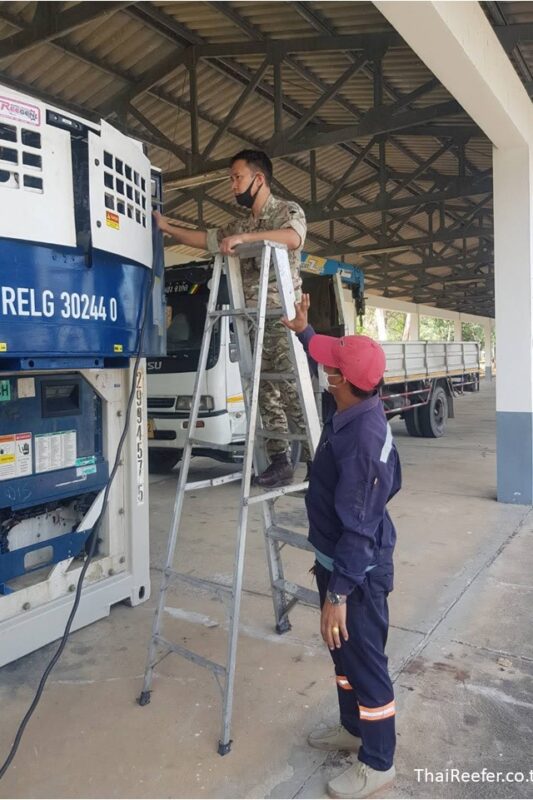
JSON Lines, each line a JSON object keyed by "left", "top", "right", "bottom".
{"left": 309, "top": 334, "right": 386, "bottom": 391}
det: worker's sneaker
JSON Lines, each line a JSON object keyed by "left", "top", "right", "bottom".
{"left": 327, "top": 761, "right": 395, "bottom": 799}
{"left": 307, "top": 723, "right": 362, "bottom": 752}
{"left": 255, "top": 453, "right": 294, "bottom": 488}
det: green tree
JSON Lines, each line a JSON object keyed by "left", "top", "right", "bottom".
{"left": 461, "top": 322, "right": 484, "bottom": 348}
{"left": 419, "top": 316, "right": 454, "bottom": 341}
{"left": 385, "top": 311, "right": 406, "bottom": 341}
{"left": 357, "top": 307, "right": 406, "bottom": 340}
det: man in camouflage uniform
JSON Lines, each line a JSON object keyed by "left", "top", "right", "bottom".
{"left": 155, "top": 149, "right": 309, "bottom": 487}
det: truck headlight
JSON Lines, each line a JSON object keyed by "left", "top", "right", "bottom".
{"left": 176, "top": 395, "right": 214, "bottom": 411}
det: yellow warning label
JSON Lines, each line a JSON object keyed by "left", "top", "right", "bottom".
{"left": 0, "top": 343, "right": 7, "bottom": 352}
{"left": 301, "top": 254, "right": 326, "bottom": 275}
{"left": 106, "top": 210, "right": 120, "bottom": 230}
{"left": 0, "top": 453, "right": 15, "bottom": 465}
{"left": 114, "top": 344, "right": 123, "bottom": 353}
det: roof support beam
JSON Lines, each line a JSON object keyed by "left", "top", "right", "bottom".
{"left": 314, "top": 225, "right": 493, "bottom": 258}
{"left": 127, "top": 105, "right": 191, "bottom": 166}
{"left": 266, "top": 100, "right": 462, "bottom": 157}
{"left": 379, "top": 252, "right": 492, "bottom": 272}
{"left": 190, "top": 33, "right": 402, "bottom": 59}
{"left": 388, "top": 141, "right": 452, "bottom": 199}
{"left": 280, "top": 54, "right": 370, "bottom": 140}
{"left": 201, "top": 56, "right": 270, "bottom": 161}
{"left": 494, "top": 23, "right": 533, "bottom": 50}
{"left": 305, "top": 178, "right": 492, "bottom": 222}
{"left": 322, "top": 139, "right": 376, "bottom": 207}
{"left": 0, "top": 2, "right": 128, "bottom": 62}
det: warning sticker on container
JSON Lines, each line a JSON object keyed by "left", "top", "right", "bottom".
{"left": 75, "top": 455, "right": 97, "bottom": 477}
{"left": 35, "top": 430, "right": 77, "bottom": 474}
{"left": 301, "top": 254, "right": 326, "bottom": 275}
{"left": 0, "top": 432, "right": 32, "bottom": 481}
{"left": 106, "top": 210, "right": 120, "bottom": 230}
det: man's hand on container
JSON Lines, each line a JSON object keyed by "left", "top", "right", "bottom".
{"left": 153, "top": 211, "right": 186, "bottom": 234}
{"left": 281, "top": 293, "right": 310, "bottom": 334}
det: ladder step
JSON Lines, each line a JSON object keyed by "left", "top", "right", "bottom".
{"left": 208, "top": 308, "right": 284, "bottom": 319}
{"left": 164, "top": 569, "right": 232, "bottom": 595}
{"left": 208, "top": 309, "right": 250, "bottom": 318}
{"left": 255, "top": 431, "right": 309, "bottom": 441}
{"left": 185, "top": 438, "right": 244, "bottom": 455}
{"left": 272, "top": 579, "right": 319, "bottom": 608}
{"left": 246, "top": 482, "right": 308, "bottom": 504}
{"left": 185, "top": 471, "right": 243, "bottom": 491}
{"left": 260, "top": 372, "right": 296, "bottom": 381}
{"left": 154, "top": 634, "right": 226, "bottom": 676}
{"left": 266, "top": 526, "right": 314, "bottom": 552}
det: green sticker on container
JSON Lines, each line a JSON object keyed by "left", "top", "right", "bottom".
{"left": 76, "top": 455, "right": 97, "bottom": 477}
{"left": 75, "top": 456, "right": 96, "bottom": 467}
{"left": 0, "top": 380, "right": 11, "bottom": 402}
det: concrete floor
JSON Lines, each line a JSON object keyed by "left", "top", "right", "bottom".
{"left": 1, "top": 381, "right": 533, "bottom": 799}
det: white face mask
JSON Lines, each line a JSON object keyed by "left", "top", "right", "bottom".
{"left": 318, "top": 364, "right": 343, "bottom": 392}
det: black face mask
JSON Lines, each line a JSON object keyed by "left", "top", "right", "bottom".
{"left": 235, "top": 175, "right": 260, "bottom": 209}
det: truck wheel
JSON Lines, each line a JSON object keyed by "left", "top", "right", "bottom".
{"left": 148, "top": 450, "right": 179, "bottom": 473}
{"left": 404, "top": 407, "right": 422, "bottom": 437}
{"left": 418, "top": 386, "right": 448, "bottom": 438}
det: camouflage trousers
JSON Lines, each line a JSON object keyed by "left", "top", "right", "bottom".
{"left": 250, "top": 316, "right": 311, "bottom": 463}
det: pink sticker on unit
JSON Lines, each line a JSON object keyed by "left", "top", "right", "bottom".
{"left": 0, "top": 96, "right": 41, "bottom": 126}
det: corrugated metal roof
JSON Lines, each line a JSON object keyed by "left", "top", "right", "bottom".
{"left": 0, "top": 0, "right": 518, "bottom": 315}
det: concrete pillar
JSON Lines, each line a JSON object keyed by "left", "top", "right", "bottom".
{"left": 454, "top": 317, "right": 462, "bottom": 342}
{"left": 409, "top": 313, "right": 419, "bottom": 341}
{"left": 494, "top": 147, "right": 533, "bottom": 502}
{"left": 483, "top": 319, "right": 493, "bottom": 381}
{"left": 374, "top": 1, "right": 533, "bottom": 504}
{"left": 404, "top": 311, "right": 420, "bottom": 341}
{"left": 375, "top": 308, "right": 387, "bottom": 340}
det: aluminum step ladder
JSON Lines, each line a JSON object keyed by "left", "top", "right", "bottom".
{"left": 138, "top": 241, "right": 321, "bottom": 754}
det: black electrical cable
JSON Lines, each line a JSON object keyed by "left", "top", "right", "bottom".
{"left": 0, "top": 261, "right": 157, "bottom": 781}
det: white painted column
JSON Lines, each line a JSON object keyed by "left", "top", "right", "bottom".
{"left": 375, "top": 307, "right": 387, "bottom": 341}
{"left": 404, "top": 311, "right": 420, "bottom": 341}
{"left": 493, "top": 147, "right": 533, "bottom": 501}
{"left": 483, "top": 319, "right": 493, "bottom": 381}
{"left": 374, "top": 0, "right": 533, "bottom": 504}
{"left": 453, "top": 317, "right": 462, "bottom": 342}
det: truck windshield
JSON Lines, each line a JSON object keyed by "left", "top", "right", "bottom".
{"left": 166, "top": 292, "right": 208, "bottom": 355}
{"left": 160, "top": 284, "right": 220, "bottom": 373}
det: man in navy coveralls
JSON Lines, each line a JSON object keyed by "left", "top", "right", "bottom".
{"left": 283, "top": 295, "right": 401, "bottom": 800}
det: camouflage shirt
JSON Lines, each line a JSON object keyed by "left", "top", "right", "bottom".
{"left": 206, "top": 193, "right": 307, "bottom": 305}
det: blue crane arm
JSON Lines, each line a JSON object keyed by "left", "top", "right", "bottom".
{"left": 301, "top": 252, "right": 364, "bottom": 293}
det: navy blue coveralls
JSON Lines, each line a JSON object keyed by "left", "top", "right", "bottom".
{"left": 298, "top": 326, "right": 402, "bottom": 772}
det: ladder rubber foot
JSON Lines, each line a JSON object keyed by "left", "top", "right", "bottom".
{"left": 276, "top": 619, "right": 292, "bottom": 635}
{"left": 138, "top": 691, "right": 152, "bottom": 707}
{"left": 218, "top": 739, "right": 233, "bottom": 756}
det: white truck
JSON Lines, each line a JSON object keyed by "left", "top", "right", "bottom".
{"left": 146, "top": 255, "right": 480, "bottom": 472}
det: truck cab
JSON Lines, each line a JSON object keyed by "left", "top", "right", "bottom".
{"left": 147, "top": 263, "right": 246, "bottom": 472}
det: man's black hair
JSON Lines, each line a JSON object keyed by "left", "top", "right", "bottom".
{"left": 348, "top": 377, "right": 385, "bottom": 399}
{"left": 230, "top": 149, "right": 273, "bottom": 186}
